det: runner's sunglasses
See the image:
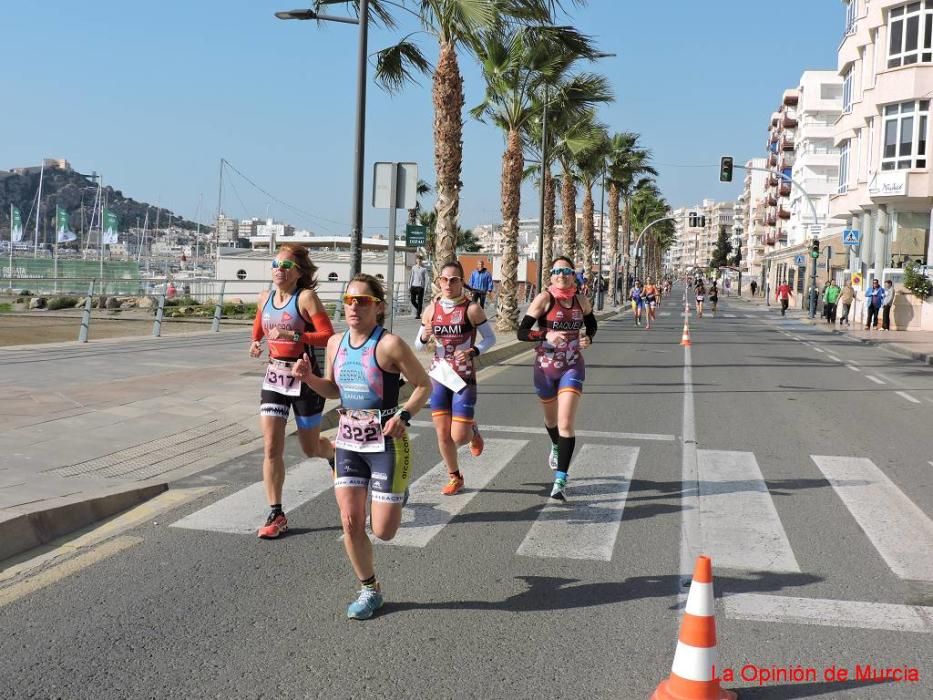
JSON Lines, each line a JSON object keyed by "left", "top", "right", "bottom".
{"left": 437, "top": 275, "right": 462, "bottom": 284}
{"left": 550, "top": 267, "right": 575, "bottom": 276}
{"left": 342, "top": 294, "right": 382, "bottom": 306}
{"left": 271, "top": 259, "right": 297, "bottom": 270}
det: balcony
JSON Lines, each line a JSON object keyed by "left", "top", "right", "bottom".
{"left": 770, "top": 116, "right": 779, "bottom": 128}
{"left": 777, "top": 207, "right": 791, "bottom": 220}
{"left": 783, "top": 90, "right": 799, "bottom": 107}
{"left": 769, "top": 175, "right": 779, "bottom": 187}
{"left": 767, "top": 215, "right": 777, "bottom": 226}
{"left": 779, "top": 183, "right": 791, "bottom": 197}
{"left": 768, "top": 153, "right": 778, "bottom": 167}
{"left": 781, "top": 136, "right": 795, "bottom": 151}
{"left": 782, "top": 116, "right": 798, "bottom": 129}
{"left": 777, "top": 231, "right": 788, "bottom": 243}
{"left": 767, "top": 195, "right": 777, "bottom": 207}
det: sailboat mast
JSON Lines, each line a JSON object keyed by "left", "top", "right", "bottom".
{"left": 33, "top": 162, "right": 44, "bottom": 257}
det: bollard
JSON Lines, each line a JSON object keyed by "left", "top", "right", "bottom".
{"left": 153, "top": 287, "right": 167, "bottom": 337}
{"left": 211, "top": 280, "right": 226, "bottom": 333}
{"left": 77, "top": 279, "right": 96, "bottom": 343}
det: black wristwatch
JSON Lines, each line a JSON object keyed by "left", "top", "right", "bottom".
{"left": 398, "top": 409, "right": 412, "bottom": 426}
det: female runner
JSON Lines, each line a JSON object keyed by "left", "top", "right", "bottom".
{"left": 517, "top": 256, "right": 597, "bottom": 500}
{"left": 292, "top": 274, "right": 431, "bottom": 620}
{"left": 249, "top": 243, "right": 334, "bottom": 539}
{"left": 642, "top": 277, "right": 659, "bottom": 329}
{"left": 630, "top": 280, "right": 645, "bottom": 327}
{"left": 416, "top": 260, "right": 496, "bottom": 496}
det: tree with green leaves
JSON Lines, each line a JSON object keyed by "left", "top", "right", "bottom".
{"left": 709, "top": 226, "right": 733, "bottom": 271}
{"left": 572, "top": 128, "right": 609, "bottom": 281}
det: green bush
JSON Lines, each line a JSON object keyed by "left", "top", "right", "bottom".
{"left": 47, "top": 296, "right": 80, "bottom": 311}
{"left": 0, "top": 302, "right": 11, "bottom": 313}
{"left": 903, "top": 261, "right": 933, "bottom": 299}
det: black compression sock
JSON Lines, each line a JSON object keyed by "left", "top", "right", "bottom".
{"left": 270, "top": 504, "right": 283, "bottom": 515}
{"left": 546, "top": 425, "right": 560, "bottom": 446}
{"left": 360, "top": 575, "right": 378, "bottom": 589}
{"left": 557, "top": 435, "right": 576, "bottom": 474}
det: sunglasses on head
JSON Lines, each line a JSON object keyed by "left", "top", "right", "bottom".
{"left": 437, "top": 275, "right": 462, "bottom": 284}
{"left": 550, "top": 267, "right": 575, "bottom": 276}
{"left": 271, "top": 259, "right": 296, "bottom": 270}
{"left": 342, "top": 293, "right": 382, "bottom": 306}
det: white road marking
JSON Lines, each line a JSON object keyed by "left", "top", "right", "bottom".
{"left": 516, "top": 445, "right": 638, "bottom": 561}
{"left": 813, "top": 347, "right": 825, "bottom": 353}
{"left": 385, "top": 438, "right": 526, "bottom": 548}
{"left": 697, "top": 450, "right": 800, "bottom": 573}
{"left": 847, "top": 365, "right": 861, "bottom": 372}
{"left": 410, "top": 421, "right": 675, "bottom": 442}
{"left": 866, "top": 375, "right": 885, "bottom": 384}
{"left": 171, "top": 457, "right": 336, "bottom": 534}
{"left": 895, "top": 391, "right": 921, "bottom": 404}
{"left": 723, "top": 313, "right": 737, "bottom": 318}
{"left": 812, "top": 456, "right": 933, "bottom": 582}
{"left": 679, "top": 344, "right": 701, "bottom": 601}
{"left": 660, "top": 311, "right": 672, "bottom": 317}
{"left": 744, "top": 314, "right": 755, "bottom": 319}
{"left": 826, "top": 354, "right": 841, "bottom": 362}
{"left": 725, "top": 594, "right": 933, "bottom": 634}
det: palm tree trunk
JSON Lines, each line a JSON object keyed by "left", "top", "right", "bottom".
{"left": 607, "top": 182, "right": 620, "bottom": 302}
{"left": 560, "top": 164, "right": 576, "bottom": 260}
{"left": 432, "top": 39, "right": 463, "bottom": 278}
{"left": 543, "top": 169, "right": 555, "bottom": 270}
{"left": 497, "top": 128, "right": 523, "bottom": 332}
{"left": 582, "top": 186, "right": 594, "bottom": 285}
{"left": 622, "top": 194, "right": 632, "bottom": 291}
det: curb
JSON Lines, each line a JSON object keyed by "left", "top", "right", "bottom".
{"left": 0, "top": 483, "right": 168, "bottom": 563}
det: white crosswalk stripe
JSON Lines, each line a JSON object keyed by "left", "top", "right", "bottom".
{"left": 516, "top": 445, "right": 638, "bottom": 561}
{"left": 811, "top": 456, "right": 933, "bottom": 582}
{"left": 696, "top": 450, "right": 800, "bottom": 573}
{"left": 384, "top": 438, "right": 526, "bottom": 548}
{"left": 722, "top": 313, "right": 737, "bottom": 318}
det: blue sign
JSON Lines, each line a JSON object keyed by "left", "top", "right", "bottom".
{"left": 842, "top": 229, "right": 861, "bottom": 246}
{"left": 794, "top": 254, "right": 805, "bottom": 266}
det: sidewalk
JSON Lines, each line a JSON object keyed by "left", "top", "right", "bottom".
{"left": 727, "top": 291, "right": 933, "bottom": 365}
{"left": 0, "top": 302, "right": 616, "bottom": 563}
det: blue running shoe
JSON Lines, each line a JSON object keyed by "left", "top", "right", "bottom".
{"left": 550, "top": 476, "right": 567, "bottom": 501}
{"left": 347, "top": 587, "right": 384, "bottom": 620}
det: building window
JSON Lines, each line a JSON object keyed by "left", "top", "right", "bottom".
{"left": 838, "top": 140, "right": 850, "bottom": 193}
{"left": 881, "top": 100, "right": 929, "bottom": 170}
{"left": 887, "top": 1, "right": 933, "bottom": 68}
{"left": 845, "top": 0, "right": 857, "bottom": 34}
{"left": 842, "top": 67, "right": 854, "bottom": 113}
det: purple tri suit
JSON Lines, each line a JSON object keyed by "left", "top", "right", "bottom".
{"left": 428, "top": 298, "right": 479, "bottom": 423}
{"left": 533, "top": 293, "right": 586, "bottom": 402}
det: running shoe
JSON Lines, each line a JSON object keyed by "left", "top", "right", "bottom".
{"left": 636, "top": 318, "right": 641, "bottom": 326}
{"left": 548, "top": 444, "right": 559, "bottom": 471}
{"left": 469, "top": 424, "right": 484, "bottom": 457}
{"left": 347, "top": 587, "right": 384, "bottom": 620}
{"left": 257, "top": 511, "right": 288, "bottom": 539}
{"left": 441, "top": 473, "right": 465, "bottom": 496}
{"left": 550, "top": 477, "right": 567, "bottom": 501}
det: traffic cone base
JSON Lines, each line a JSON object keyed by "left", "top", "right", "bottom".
{"left": 650, "top": 555, "right": 736, "bottom": 700}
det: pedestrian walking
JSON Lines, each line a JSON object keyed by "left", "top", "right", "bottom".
{"left": 864, "top": 279, "right": 884, "bottom": 330}
{"left": 417, "top": 260, "right": 497, "bottom": 496}
{"left": 467, "top": 259, "right": 494, "bottom": 308}
{"left": 750, "top": 279, "right": 758, "bottom": 296}
{"left": 408, "top": 256, "right": 429, "bottom": 317}
{"left": 291, "top": 273, "right": 431, "bottom": 620}
{"left": 517, "top": 256, "right": 597, "bottom": 501}
{"left": 776, "top": 280, "right": 793, "bottom": 316}
{"left": 823, "top": 280, "right": 840, "bottom": 325}
{"left": 249, "top": 243, "right": 335, "bottom": 539}
{"left": 838, "top": 281, "right": 854, "bottom": 325}
{"left": 881, "top": 279, "right": 896, "bottom": 331}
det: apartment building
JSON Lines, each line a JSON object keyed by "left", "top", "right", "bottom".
{"left": 669, "top": 200, "right": 735, "bottom": 274}
{"left": 830, "top": 0, "right": 933, "bottom": 328}
{"left": 736, "top": 158, "right": 769, "bottom": 282}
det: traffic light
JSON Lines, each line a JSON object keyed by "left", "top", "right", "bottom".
{"left": 719, "top": 156, "right": 734, "bottom": 183}
{"left": 810, "top": 238, "right": 820, "bottom": 258}
{"left": 688, "top": 212, "right": 697, "bottom": 227}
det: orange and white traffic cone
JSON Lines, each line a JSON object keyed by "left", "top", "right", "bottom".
{"left": 680, "top": 322, "right": 692, "bottom": 347}
{"left": 651, "top": 556, "right": 736, "bottom": 700}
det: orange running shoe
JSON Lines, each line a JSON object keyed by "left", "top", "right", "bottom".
{"left": 469, "top": 424, "right": 484, "bottom": 457}
{"left": 257, "top": 511, "right": 288, "bottom": 539}
{"left": 441, "top": 473, "right": 465, "bottom": 496}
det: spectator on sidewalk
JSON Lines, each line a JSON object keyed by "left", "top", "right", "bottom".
{"left": 864, "top": 278, "right": 884, "bottom": 330}
{"left": 468, "top": 259, "right": 494, "bottom": 308}
{"left": 776, "top": 280, "right": 793, "bottom": 316}
{"left": 838, "top": 281, "right": 854, "bottom": 326}
{"left": 823, "top": 280, "right": 840, "bottom": 325}
{"left": 408, "top": 256, "right": 429, "bottom": 317}
{"left": 750, "top": 279, "right": 758, "bottom": 296}
{"left": 881, "top": 279, "right": 896, "bottom": 331}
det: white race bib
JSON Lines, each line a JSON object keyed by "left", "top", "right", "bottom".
{"left": 335, "top": 410, "right": 386, "bottom": 453}
{"left": 263, "top": 360, "right": 301, "bottom": 397}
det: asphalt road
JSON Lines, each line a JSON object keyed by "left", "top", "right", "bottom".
{"left": 1, "top": 291, "right": 931, "bottom": 699}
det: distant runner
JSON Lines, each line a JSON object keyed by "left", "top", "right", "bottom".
{"left": 630, "top": 281, "right": 645, "bottom": 327}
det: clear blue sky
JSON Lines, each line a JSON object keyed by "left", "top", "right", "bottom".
{"left": 2, "top": 1, "right": 841, "bottom": 234}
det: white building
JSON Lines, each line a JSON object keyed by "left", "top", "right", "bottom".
{"left": 737, "top": 158, "right": 769, "bottom": 282}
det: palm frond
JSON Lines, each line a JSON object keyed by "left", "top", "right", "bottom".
{"left": 374, "top": 40, "right": 432, "bottom": 93}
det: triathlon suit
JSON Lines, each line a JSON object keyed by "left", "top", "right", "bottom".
{"left": 331, "top": 326, "right": 411, "bottom": 504}
{"left": 428, "top": 298, "right": 478, "bottom": 424}
{"left": 709, "top": 287, "right": 718, "bottom": 303}
{"left": 532, "top": 293, "right": 585, "bottom": 402}
{"left": 643, "top": 284, "right": 658, "bottom": 308}
{"left": 259, "top": 291, "right": 325, "bottom": 429}
{"left": 631, "top": 287, "right": 644, "bottom": 308}
{"left": 696, "top": 287, "right": 705, "bottom": 302}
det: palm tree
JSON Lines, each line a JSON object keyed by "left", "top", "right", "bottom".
{"left": 607, "top": 133, "right": 656, "bottom": 295}
{"left": 629, "top": 180, "right": 672, "bottom": 282}
{"left": 572, "top": 128, "right": 609, "bottom": 283}
{"left": 407, "top": 179, "right": 432, "bottom": 227}
{"left": 366, "top": 0, "right": 564, "bottom": 283}
{"left": 471, "top": 24, "right": 597, "bottom": 331}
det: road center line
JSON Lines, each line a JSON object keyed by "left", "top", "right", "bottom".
{"left": 409, "top": 421, "right": 675, "bottom": 442}
{"left": 895, "top": 391, "right": 921, "bottom": 404}
{"left": 826, "top": 354, "right": 841, "bottom": 362}
{"left": 680, "top": 340, "right": 701, "bottom": 600}
{"left": 866, "top": 375, "right": 885, "bottom": 384}
{"left": 847, "top": 365, "right": 861, "bottom": 372}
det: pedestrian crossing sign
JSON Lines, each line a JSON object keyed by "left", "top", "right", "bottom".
{"left": 842, "top": 229, "right": 860, "bottom": 246}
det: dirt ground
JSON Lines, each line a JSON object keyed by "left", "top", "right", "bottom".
{"left": 0, "top": 311, "right": 250, "bottom": 347}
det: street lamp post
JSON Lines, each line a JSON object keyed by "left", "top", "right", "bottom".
{"left": 276, "top": 2, "right": 368, "bottom": 276}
